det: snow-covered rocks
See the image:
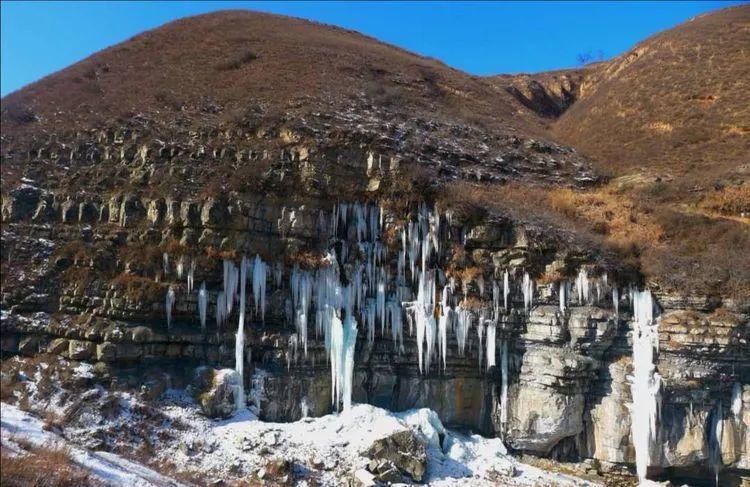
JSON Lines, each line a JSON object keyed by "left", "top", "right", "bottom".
{"left": 189, "top": 367, "right": 242, "bottom": 419}
{"left": 365, "top": 429, "right": 427, "bottom": 481}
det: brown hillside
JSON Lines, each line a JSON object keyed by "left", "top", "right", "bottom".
{"left": 554, "top": 5, "right": 750, "bottom": 190}
{"left": 1, "top": 10, "right": 541, "bottom": 140}
{"left": 546, "top": 5, "right": 750, "bottom": 297}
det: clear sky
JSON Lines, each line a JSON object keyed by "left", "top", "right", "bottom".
{"left": 1, "top": 1, "right": 745, "bottom": 96}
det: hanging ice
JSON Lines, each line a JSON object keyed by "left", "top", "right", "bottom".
{"left": 329, "top": 305, "right": 358, "bottom": 411}
{"left": 576, "top": 268, "right": 589, "bottom": 304}
{"left": 709, "top": 402, "right": 724, "bottom": 486}
{"left": 165, "top": 286, "right": 175, "bottom": 330}
{"left": 216, "top": 291, "right": 226, "bottom": 332}
{"left": 559, "top": 281, "right": 566, "bottom": 313}
{"left": 198, "top": 282, "right": 208, "bottom": 331}
{"left": 291, "top": 266, "right": 312, "bottom": 356}
{"left": 235, "top": 256, "right": 248, "bottom": 412}
{"left": 223, "top": 260, "right": 238, "bottom": 316}
{"left": 406, "top": 270, "right": 437, "bottom": 373}
{"left": 613, "top": 287, "right": 620, "bottom": 317}
{"left": 731, "top": 382, "right": 743, "bottom": 419}
{"left": 629, "top": 288, "right": 662, "bottom": 483}
{"left": 187, "top": 259, "right": 195, "bottom": 293}
{"left": 176, "top": 255, "right": 185, "bottom": 280}
{"left": 486, "top": 322, "right": 496, "bottom": 370}
{"left": 437, "top": 287, "right": 451, "bottom": 370}
{"left": 477, "top": 321, "right": 485, "bottom": 368}
{"left": 455, "top": 305, "right": 472, "bottom": 357}
{"left": 522, "top": 272, "right": 534, "bottom": 313}
{"left": 503, "top": 269, "right": 510, "bottom": 311}
{"left": 252, "top": 255, "right": 267, "bottom": 320}
{"left": 500, "top": 339, "right": 509, "bottom": 437}
{"left": 162, "top": 252, "right": 169, "bottom": 276}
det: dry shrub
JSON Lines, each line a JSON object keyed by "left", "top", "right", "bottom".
{"left": 1, "top": 444, "right": 93, "bottom": 487}
{"left": 111, "top": 273, "right": 164, "bottom": 302}
{"left": 205, "top": 246, "right": 238, "bottom": 261}
{"left": 285, "top": 249, "right": 327, "bottom": 270}
{"left": 698, "top": 185, "right": 750, "bottom": 217}
{"left": 548, "top": 187, "right": 664, "bottom": 248}
{"left": 459, "top": 296, "right": 485, "bottom": 311}
{"left": 117, "top": 243, "right": 163, "bottom": 274}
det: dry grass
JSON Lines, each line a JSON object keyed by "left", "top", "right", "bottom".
{"left": 438, "top": 179, "right": 750, "bottom": 296}
{"left": 111, "top": 273, "right": 164, "bottom": 302}
{"left": 698, "top": 185, "right": 750, "bottom": 217}
{"left": 1, "top": 444, "right": 95, "bottom": 487}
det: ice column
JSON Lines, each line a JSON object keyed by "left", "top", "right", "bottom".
{"left": 165, "top": 286, "right": 176, "bottom": 330}
{"left": 252, "top": 255, "right": 267, "bottom": 320}
{"left": 629, "top": 288, "right": 662, "bottom": 483}
{"left": 486, "top": 322, "right": 496, "bottom": 370}
{"left": 198, "top": 282, "right": 208, "bottom": 331}
{"left": 235, "top": 256, "right": 248, "bottom": 411}
{"left": 500, "top": 339, "right": 509, "bottom": 437}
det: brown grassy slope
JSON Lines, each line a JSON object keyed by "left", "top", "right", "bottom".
{"left": 1, "top": 10, "right": 542, "bottom": 140}
{"left": 539, "top": 5, "right": 750, "bottom": 297}
{"left": 554, "top": 5, "right": 750, "bottom": 192}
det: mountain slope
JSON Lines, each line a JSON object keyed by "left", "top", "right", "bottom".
{"left": 554, "top": 5, "right": 750, "bottom": 191}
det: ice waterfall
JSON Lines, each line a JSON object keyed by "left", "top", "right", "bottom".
{"left": 629, "top": 288, "right": 662, "bottom": 483}
{"left": 235, "top": 256, "right": 248, "bottom": 412}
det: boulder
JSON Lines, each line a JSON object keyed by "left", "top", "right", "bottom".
{"left": 190, "top": 367, "right": 242, "bottom": 419}
{"left": 365, "top": 429, "right": 427, "bottom": 482}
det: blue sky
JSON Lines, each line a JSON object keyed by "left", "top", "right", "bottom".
{"left": 1, "top": 1, "right": 744, "bottom": 96}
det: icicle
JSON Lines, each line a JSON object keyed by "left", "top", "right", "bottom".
{"left": 235, "top": 256, "right": 248, "bottom": 412}
{"left": 455, "top": 305, "right": 472, "bottom": 356}
{"left": 731, "top": 382, "right": 743, "bottom": 420}
{"left": 176, "top": 255, "right": 185, "bottom": 280}
{"left": 486, "top": 322, "right": 496, "bottom": 371}
{"left": 187, "top": 259, "right": 195, "bottom": 293}
{"left": 406, "top": 270, "right": 436, "bottom": 373}
{"left": 198, "top": 282, "right": 208, "bottom": 331}
{"left": 165, "top": 286, "right": 175, "bottom": 330}
{"left": 477, "top": 321, "right": 485, "bottom": 369}
{"left": 559, "top": 281, "right": 566, "bottom": 314}
{"left": 291, "top": 266, "right": 312, "bottom": 356}
{"left": 387, "top": 299, "right": 403, "bottom": 353}
{"left": 477, "top": 275, "right": 485, "bottom": 298}
{"left": 162, "top": 252, "right": 169, "bottom": 276}
{"left": 252, "top": 255, "right": 267, "bottom": 320}
{"left": 613, "top": 287, "right": 620, "bottom": 317}
{"left": 503, "top": 269, "right": 510, "bottom": 311}
{"left": 438, "top": 287, "right": 450, "bottom": 370}
{"left": 223, "top": 260, "right": 238, "bottom": 317}
{"left": 216, "top": 291, "right": 226, "bottom": 332}
{"left": 629, "top": 288, "right": 662, "bottom": 483}
{"left": 522, "top": 272, "right": 534, "bottom": 313}
{"left": 576, "top": 268, "right": 589, "bottom": 304}
{"left": 329, "top": 304, "right": 358, "bottom": 411}
{"left": 500, "top": 339, "right": 509, "bottom": 436}
{"left": 709, "top": 402, "right": 724, "bottom": 486}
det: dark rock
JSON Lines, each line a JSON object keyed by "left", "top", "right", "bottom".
{"left": 365, "top": 429, "right": 427, "bottom": 482}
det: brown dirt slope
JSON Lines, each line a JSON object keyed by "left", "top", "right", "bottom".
{"left": 1, "top": 10, "right": 540, "bottom": 140}
{"left": 554, "top": 5, "right": 750, "bottom": 190}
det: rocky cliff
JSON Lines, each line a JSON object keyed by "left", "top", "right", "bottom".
{"left": 1, "top": 7, "right": 748, "bottom": 486}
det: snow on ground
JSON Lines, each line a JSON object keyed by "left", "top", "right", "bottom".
{"left": 1, "top": 355, "right": 600, "bottom": 486}
{"left": 157, "top": 392, "right": 599, "bottom": 486}
{"left": 1, "top": 403, "right": 187, "bottom": 487}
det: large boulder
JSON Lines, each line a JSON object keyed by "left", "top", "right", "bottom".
{"left": 364, "top": 429, "right": 427, "bottom": 482}
{"left": 190, "top": 367, "right": 242, "bottom": 419}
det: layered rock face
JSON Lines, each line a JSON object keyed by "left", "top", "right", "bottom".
{"left": 2, "top": 139, "right": 747, "bottom": 483}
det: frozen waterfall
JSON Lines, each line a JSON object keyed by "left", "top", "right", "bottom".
{"left": 629, "top": 288, "right": 662, "bottom": 483}
{"left": 235, "top": 256, "right": 248, "bottom": 412}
